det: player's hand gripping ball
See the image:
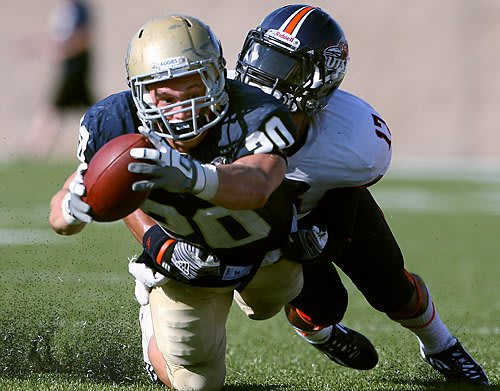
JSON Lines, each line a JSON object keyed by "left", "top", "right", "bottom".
{"left": 82, "top": 133, "right": 153, "bottom": 222}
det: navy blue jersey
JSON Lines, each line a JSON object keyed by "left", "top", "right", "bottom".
{"left": 78, "top": 80, "right": 303, "bottom": 286}
{"left": 77, "top": 90, "right": 140, "bottom": 160}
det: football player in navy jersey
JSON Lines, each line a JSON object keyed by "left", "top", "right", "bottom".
{"left": 49, "top": 14, "right": 307, "bottom": 391}
{"left": 233, "top": 4, "right": 489, "bottom": 386}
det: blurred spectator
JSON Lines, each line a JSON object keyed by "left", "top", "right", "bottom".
{"left": 27, "top": 0, "right": 95, "bottom": 158}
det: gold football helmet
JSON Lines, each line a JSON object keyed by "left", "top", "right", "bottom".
{"left": 126, "top": 15, "right": 228, "bottom": 140}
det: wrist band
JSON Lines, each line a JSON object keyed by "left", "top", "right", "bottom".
{"left": 196, "top": 163, "right": 219, "bottom": 201}
{"left": 155, "top": 239, "right": 176, "bottom": 266}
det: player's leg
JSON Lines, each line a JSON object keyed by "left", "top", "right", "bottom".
{"left": 147, "top": 279, "right": 234, "bottom": 391}
{"left": 337, "top": 188, "right": 489, "bottom": 385}
{"left": 234, "top": 256, "right": 378, "bottom": 371}
{"left": 288, "top": 258, "right": 348, "bottom": 327}
{"left": 389, "top": 272, "right": 490, "bottom": 385}
{"left": 282, "top": 188, "right": 378, "bottom": 370}
{"left": 284, "top": 259, "right": 378, "bottom": 370}
{"left": 234, "top": 258, "right": 303, "bottom": 320}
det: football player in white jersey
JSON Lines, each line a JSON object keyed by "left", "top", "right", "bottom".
{"left": 234, "top": 4, "right": 489, "bottom": 386}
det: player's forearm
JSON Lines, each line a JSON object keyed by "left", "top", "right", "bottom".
{"left": 123, "top": 209, "right": 157, "bottom": 244}
{"left": 210, "top": 166, "right": 269, "bottom": 209}
{"left": 49, "top": 188, "right": 86, "bottom": 235}
{"left": 209, "top": 155, "right": 286, "bottom": 209}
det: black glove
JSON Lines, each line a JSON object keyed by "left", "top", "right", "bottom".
{"left": 140, "top": 225, "right": 222, "bottom": 281}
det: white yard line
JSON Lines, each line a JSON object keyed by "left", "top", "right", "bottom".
{"left": 371, "top": 187, "right": 500, "bottom": 214}
{"left": 389, "top": 158, "right": 500, "bottom": 183}
{"left": 2, "top": 163, "right": 500, "bottom": 247}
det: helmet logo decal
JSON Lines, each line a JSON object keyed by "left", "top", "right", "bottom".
{"left": 152, "top": 56, "right": 189, "bottom": 72}
{"left": 265, "top": 29, "right": 300, "bottom": 49}
{"left": 323, "top": 38, "right": 349, "bottom": 72}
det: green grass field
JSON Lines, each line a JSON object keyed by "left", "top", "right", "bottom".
{"left": 0, "top": 161, "right": 498, "bottom": 390}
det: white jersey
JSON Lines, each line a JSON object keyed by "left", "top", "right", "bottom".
{"left": 286, "top": 89, "right": 392, "bottom": 214}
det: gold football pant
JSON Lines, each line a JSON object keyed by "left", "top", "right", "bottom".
{"left": 149, "top": 259, "right": 303, "bottom": 391}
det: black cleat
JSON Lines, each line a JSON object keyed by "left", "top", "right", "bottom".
{"left": 307, "top": 323, "right": 378, "bottom": 370}
{"left": 421, "top": 340, "right": 490, "bottom": 386}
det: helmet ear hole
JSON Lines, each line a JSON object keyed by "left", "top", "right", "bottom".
{"left": 235, "top": 5, "right": 348, "bottom": 113}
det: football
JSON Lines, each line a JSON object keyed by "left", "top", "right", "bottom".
{"left": 82, "top": 133, "right": 153, "bottom": 222}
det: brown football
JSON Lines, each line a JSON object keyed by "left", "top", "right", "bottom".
{"left": 82, "top": 133, "right": 153, "bottom": 222}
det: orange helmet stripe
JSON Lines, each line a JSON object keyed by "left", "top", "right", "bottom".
{"left": 283, "top": 6, "right": 315, "bottom": 35}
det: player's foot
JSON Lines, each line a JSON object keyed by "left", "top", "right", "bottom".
{"left": 303, "top": 323, "right": 378, "bottom": 370}
{"left": 421, "top": 340, "right": 490, "bottom": 386}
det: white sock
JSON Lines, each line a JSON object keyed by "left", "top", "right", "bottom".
{"left": 395, "top": 288, "right": 456, "bottom": 355}
{"left": 294, "top": 324, "right": 333, "bottom": 344}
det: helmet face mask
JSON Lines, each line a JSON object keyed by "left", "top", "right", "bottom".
{"left": 238, "top": 31, "right": 319, "bottom": 112}
{"left": 126, "top": 15, "right": 229, "bottom": 140}
{"left": 236, "top": 5, "right": 349, "bottom": 113}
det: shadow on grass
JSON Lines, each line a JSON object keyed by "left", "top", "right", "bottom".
{"left": 224, "top": 385, "right": 318, "bottom": 391}
{"left": 389, "top": 378, "right": 496, "bottom": 390}
{"left": 0, "top": 315, "right": 146, "bottom": 385}
{"left": 1, "top": 315, "right": 318, "bottom": 390}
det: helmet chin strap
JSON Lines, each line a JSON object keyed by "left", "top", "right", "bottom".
{"left": 155, "top": 111, "right": 212, "bottom": 140}
{"left": 294, "top": 112, "right": 310, "bottom": 138}
{"left": 286, "top": 112, "right": 310, "bottom": 156}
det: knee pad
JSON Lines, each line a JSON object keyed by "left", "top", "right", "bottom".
{"left": 387, "top": 272, "right": 429, "bottom": 319}
{"left": 234, "top": 290, "right": 283, "bottom": 320}
{"left": 236, "top": 259, "right": 303, "bottom": 320}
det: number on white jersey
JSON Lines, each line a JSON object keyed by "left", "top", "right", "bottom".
{"left": 372, "top": 114, "right": 391, "bottom": 148}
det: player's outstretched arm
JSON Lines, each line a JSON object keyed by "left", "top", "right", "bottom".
{"left": 129, "top": 146, "right": 287, "bottom": 210}
{"left": 129, "top": 125, "right": 287, "bottom": 210}
{"left": 210, "top": 153, "right": 287, "bottom": 210}
{"left": 49, "top": 163, "right": 93, "bottom": 235}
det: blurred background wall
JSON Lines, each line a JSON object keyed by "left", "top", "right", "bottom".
{"left": 2, "top": 0, "right": 499, "bottom": 168}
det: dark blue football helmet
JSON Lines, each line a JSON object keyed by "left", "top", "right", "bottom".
{"left": 236, "top": 5, "right": 349, "bottom": 113}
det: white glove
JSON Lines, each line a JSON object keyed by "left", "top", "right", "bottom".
{"left": 128, "top": 126, "right": 218, "bottom": 200}
{"left": 61, "top": 163, "right": 93, "bottom": 224}
{"left": 281, "top": 226, "right": 326, "bottom": 263}
{"left": 128, "top": 255, "right": 169, "bottom": 305}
